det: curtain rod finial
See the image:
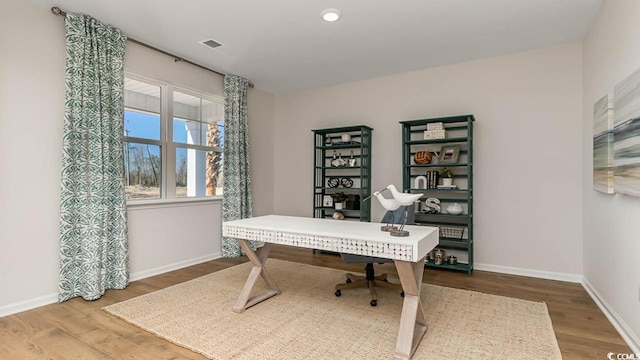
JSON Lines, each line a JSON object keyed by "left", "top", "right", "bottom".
{"left": 51, "top": 7, "right": 66, "bottom": 16}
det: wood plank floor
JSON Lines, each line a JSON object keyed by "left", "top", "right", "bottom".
{"left": 0, "top": 245, "right": 631, "bottom": 359}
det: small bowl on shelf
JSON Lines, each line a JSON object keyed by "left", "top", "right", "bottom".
{"left": 446, "top": 203, "right": 463, "bottom": 215}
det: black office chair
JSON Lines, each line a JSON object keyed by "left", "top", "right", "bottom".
{"left": 334, "top": 206, "right": 415, "bottom": 306}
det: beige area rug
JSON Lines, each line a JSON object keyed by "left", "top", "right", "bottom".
{"left": 104, "top": 259, "right": 561, "bottom": 360}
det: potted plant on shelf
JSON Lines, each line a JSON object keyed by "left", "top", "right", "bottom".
{"left": 331, "top": 192, "right": 348, "bottom": 210}
{"left": 440, "top": 167, "right": 453, "bottom": 186}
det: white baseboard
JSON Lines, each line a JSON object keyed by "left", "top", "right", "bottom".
{"left": 474, "top": 262, "right": 582, "bottom": 283}
{"left": 0, "top": 252, "right": 222, "bottom": 318}
{"left": 582, "top": 278, "right": 640, "bottom": 354}
{"left": 0, "top": 293, "right": 58, "bottom": 318}
{"left": 476, "top": 263, "right": 639, "bottom": 352}
{"left": 129, "top": 252, "right": 221, "bottom": 282}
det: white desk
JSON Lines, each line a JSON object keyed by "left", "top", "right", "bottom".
{"left": 223, "top": 215, "right": 439, "bottom": 360}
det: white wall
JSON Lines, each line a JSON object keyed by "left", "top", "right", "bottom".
{"left": 582, "top": 0, "right": 640, "bottom": 348}
{"left": 0, "top": 0, "right": 66, "bottom": 314}
{"left": 247, "top": 88, "right": 276, "bottom": 217}
{"left": 274, "top": 43, "right": 584, "bottom": 279}
{"left": 0, "top": 0, "right": 274, "bottom": 316}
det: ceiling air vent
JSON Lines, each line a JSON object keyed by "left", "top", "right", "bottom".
{"left": 199, "top": 39, "right": 222, "bottom": 49}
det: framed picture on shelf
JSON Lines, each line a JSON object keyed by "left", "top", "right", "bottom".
{"left": 322, "top": 195, "right": 333, "bottom": 207}
{"left": 439, "top": 145, "right": 460, "bottom": 164}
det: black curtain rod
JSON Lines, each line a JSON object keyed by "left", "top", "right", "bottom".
{"left": 50, "top": 6, "right": 254, "bottom": 88}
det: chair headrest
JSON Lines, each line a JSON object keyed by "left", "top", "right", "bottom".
{"left": 381, "top": 204, "right": 415, "bottom": 225}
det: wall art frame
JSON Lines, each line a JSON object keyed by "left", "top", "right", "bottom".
{"left": 438, "top": 145, "right": 460, "bottom": 164}
{"left": 322, "top": 195, "right": 333, "bottom": 207}
{"left": 593, "top": 93, "right": 614, "bottom": 194}
{"left": 613, "top": 67, "right": 640, "bottom": 197}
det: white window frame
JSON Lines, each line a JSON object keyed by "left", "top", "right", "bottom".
{"left": 123, "top": 72, "right": 225, "bottom": 205}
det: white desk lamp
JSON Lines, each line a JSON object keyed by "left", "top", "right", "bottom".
{"left": 386, "top": 184, "right": 423, "bottom": 237}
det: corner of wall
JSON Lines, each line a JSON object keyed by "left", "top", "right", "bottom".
{"left": 583, "top": 277, "right": 640, "bottom": 353}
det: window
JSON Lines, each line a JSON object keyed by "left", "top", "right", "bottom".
{"left": 123, "top": 76, "right": 224, "bottom": 200}
{"left": 173, "top": 91, "right": 224, "bottom": 197}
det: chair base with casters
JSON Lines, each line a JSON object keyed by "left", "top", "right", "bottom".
{"left": 333, "top": 205, "right": 414, "bottom": 306}
{"left": 334, "top": 258, "right": 404, "bottom": 307}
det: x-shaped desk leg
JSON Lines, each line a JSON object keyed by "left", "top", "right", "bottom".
{"left": 232, "top": 240, "right": 282, "bottom": 313}
{"left": 393, "top": 255, "right": 428, "bottom": 360}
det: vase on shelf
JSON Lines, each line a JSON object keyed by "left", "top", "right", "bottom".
{"left": 348, "top": 150, "right": 357, "bottom": 167}
{"left": 442, "top": 178, "right": 453, "bottom": 186}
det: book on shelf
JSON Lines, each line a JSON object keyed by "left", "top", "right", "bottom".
{"left": 331, "top": 140, "right": 360, "bottom": 145}
{"left": 437, "top": 184, "right": 459, "bottom": 189}
{"left": 425, "top": 171, "right": 440, "bottom": 189}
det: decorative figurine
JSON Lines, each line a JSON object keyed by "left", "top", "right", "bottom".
{"left": 371, "top": 190, "right": 402, "bottom": 232}
{"left": 413, "top": 151, "right": 432, "bottom": 164}
{"left": 340, "top": 177, "right": 353, "bottom": 188}
{"left": 348, "top": 150, "right": 357, "bottom": 167}
{"left": 414, "top": 175, "right": 428, "bottom": 189}
{"left": 327, "top": 177, "right": 340, "bottom": 188}
{"left": 423, "top": 198, "right": 441, "bottom": 214}
{"left": 385, "top": 185, "right": 423, "bottom": 237}
{"left": 331, "top": 150, "right": 346, "bottom": 167}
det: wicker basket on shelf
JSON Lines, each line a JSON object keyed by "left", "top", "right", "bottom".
{"left": 439, "top": 226, "right": 464, "bottom": 240}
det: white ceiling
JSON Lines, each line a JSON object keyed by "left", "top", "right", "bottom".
{"left": 29, "top": 0, "right": 602, "bottom": 94}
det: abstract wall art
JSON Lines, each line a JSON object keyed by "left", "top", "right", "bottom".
{"left": 613, "top": 67, "right": 640, "bottom": 197}
{"left": 593, "top": 94, "right": 614, "bottom": 194}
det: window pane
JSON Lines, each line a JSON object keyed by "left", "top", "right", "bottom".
{"left": 124, "top": 78, "right": 161, "bottom": 140}
{"left": 173, "top": 118, "right": 204, "bottom": 145}
{"left": 174, "top": 118, "right": 224, "bottom": 147}
{"left": 202, "top": 99, "right": 225, "bottom": 147}
{"left": 173, "top": 91, "right": 201, "bottom": 121}
{"left": 176, "top": 148, "right": 223, "bottom": 197}
{"left": 210, "top": 121, "right": 224, "bottom": 148}
{"left": 173, "top": 90, "right": 224, "bottom": 147}
{"left": 123, "top": 142, "right": 161, "bottom": 199}
{"left": 124, "top": 110, "right": 160, "bottom": 140}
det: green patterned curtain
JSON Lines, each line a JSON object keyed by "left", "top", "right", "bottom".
{"left": 58, "top": 13, "right": 129, "bottom": 302}
{"left": 222, "top": 75, "right": 255, "bottom": 257}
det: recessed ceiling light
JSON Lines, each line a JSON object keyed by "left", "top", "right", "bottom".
{"left": 321, "top": 8, "right": 341, "bottom": 22}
